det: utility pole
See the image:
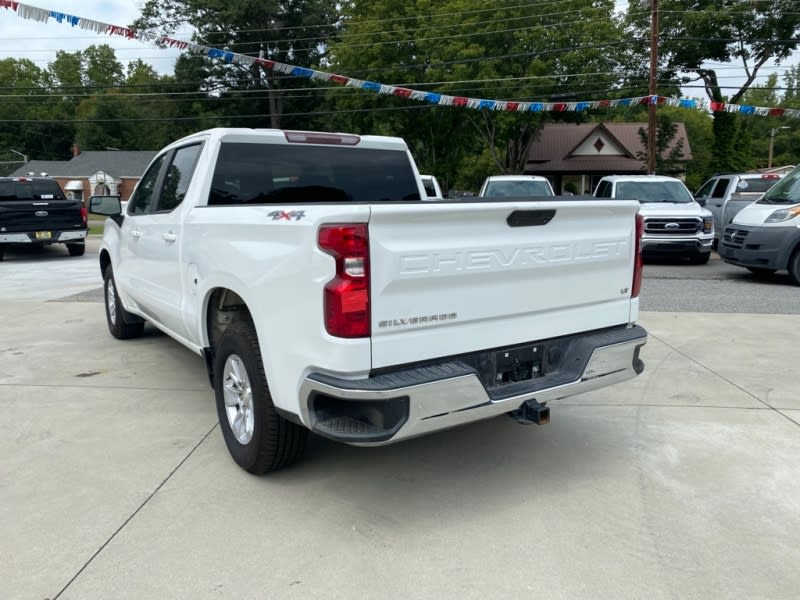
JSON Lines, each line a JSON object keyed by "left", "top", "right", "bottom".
{"left": 768, "top": 126, "right": 790, "bottom": 169}
{"left": 647, "top": 0, "right": 659, "bottom": 174}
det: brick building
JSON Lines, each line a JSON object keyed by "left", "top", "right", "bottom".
{"left": 9, "top": 145, "right": 157, "bottom": 204}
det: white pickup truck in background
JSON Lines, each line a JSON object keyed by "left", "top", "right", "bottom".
{"left": 693, "top": 172, "right": 783, "bottom": 247}
{"left": 91, "top": 127, "right": 647, "bottom": 475}
{"left": 478, "top": 175, "right": 555, "bottom": 198}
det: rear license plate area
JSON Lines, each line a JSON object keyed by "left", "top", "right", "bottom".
{"left": 493, "top": 345, "right": 544, "bottom": 384}
{"left": 35, "top": 231, "right": 52, "bottom": 240}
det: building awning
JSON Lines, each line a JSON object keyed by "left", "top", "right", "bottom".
{"left": 64, "top": 180, "right": 84, "bottom": 191}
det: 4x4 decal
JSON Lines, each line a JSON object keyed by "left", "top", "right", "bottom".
{"left": 268, "top": 210, "right": 306, "bottom": 221}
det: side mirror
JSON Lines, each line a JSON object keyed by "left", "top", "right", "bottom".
{"left": 89, "top": 195, "right": 122, "bottom": 216}
{"left": 695, "top": 196, "right": 707, "bottom": 207}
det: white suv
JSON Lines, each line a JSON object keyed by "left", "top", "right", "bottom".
{"left": 594, "top": 175, "right": 714, "bottom": 264}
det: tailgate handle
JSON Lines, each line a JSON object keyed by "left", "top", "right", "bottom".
{"left": 506, "top": 209, "right": 556, "bottom": 227}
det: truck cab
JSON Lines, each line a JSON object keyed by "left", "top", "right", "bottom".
{"left": 694, "top": 173, "right": 783, "bottom": 247}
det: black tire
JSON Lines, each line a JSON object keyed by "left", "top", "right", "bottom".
{"left": 746, "top": 267, "right": 777, "bottom": 277}
{"left": 788, "top": 248, "right": 800, "bottom": 286}
{"left": 690, "top": 253, "right": 710, "bottom": 265}
{"left": 0, "top": 243, "right": 5, "bottom": 261}
{"left": 103, "top": 265, "right": 145, "bottom": 339}
{"left": 67, "top": 242, "right": 85, "bottom": 257}
{"left": 213, "top": 321, "right": 307, "bottom": 474}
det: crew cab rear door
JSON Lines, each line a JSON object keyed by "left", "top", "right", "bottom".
{"left": 368, "top": 200, "right": 640, "bottom": 368}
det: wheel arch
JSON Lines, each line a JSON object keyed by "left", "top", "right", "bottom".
{"left": 99, "top": 249, "right": 111, "bottom": 277}
{"left": 201, "top": 287, "right": 255, "bottom": 387}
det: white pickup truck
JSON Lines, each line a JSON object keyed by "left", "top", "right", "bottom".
{"left": 90, "top": 128, "right": 647, "bottom": 475}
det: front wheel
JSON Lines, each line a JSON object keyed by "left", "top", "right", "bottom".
{"left": 788, "top": 249, "right": 800, "bottom": 286}
{"left": 213, "top": 321, "right": 307, "bottom": 474}
{"left": 103, "top": 266, "right": 145, "bottom": 339}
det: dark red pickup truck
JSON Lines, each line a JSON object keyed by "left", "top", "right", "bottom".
{"left": 0, "top": 177, "right": 88, "bottom": 261}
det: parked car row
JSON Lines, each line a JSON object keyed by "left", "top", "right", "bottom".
{"left": 716, "top": 167, "right": 800, "bottom": 284}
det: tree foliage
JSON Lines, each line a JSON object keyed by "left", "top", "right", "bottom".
{"left": 133, "top": 0, "right": 339, "bottom": 128}
{"left": 625, "top": 0, "right": 800, "bottom": 175}
{"left": 327, "top": 0, "right": 626, "bottom": 190}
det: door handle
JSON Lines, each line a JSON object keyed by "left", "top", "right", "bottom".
{"left": 161, "top": 232, "right": 177, "bottom": 243}
{"left": 130, "top": 229, "right": 143, "bottom": 239}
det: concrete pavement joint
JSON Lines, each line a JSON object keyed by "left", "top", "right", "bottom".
{"left": 649, "top": 333, "right": 800, "bottom": 430}
{"left": 51, "top": 423, "right": 220, "bottom": 600}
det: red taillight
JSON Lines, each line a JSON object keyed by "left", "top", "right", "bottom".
{"left": 632, "top": 212, "right": 644, "bottom": 298}
{"left": 80, "top": 205, "right": 88, "bottom": 227}
{"left": 318, "top": 224, "right": 370, "bottom": 338}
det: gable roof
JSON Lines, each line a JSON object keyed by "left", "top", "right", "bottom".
{"left": 9, "top": 150, "right": 158, "bottom": 178}
{"left": 526, "top": 122, "right": 692, "bottom": 173}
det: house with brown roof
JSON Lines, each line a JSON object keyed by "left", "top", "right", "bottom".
{"left": 525, "top": 122, "right": 692, "bottom": 195}
{"left": 9, "top": 145, "right": 157, "bottom": 205}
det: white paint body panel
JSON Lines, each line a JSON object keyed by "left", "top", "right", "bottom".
{"left": 733, "top": 201, "right": 800, "bottom": 228}
{"left": 99, "top": 128, "right": 641, "bottom": 423}
{"left": 368, "top": 200, "right": 640, "bottom": 368}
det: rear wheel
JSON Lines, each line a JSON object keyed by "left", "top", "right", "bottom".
{"left": 788, "top": 249, "right": 800, "bottom": 286}
{"left": 67, "top": 242, "right": 85, "bottom": 257}
{"left": 103, "top": 266, "right": 145, "bottom": 339}
{"left": 213, "top": 321, "right": 307, "bottom": 474}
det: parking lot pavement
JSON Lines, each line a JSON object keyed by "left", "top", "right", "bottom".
{"left": 0, "top": 238, "right": 103, "bottom": 301}
{"left": 2, "top": 296, "right": 800, "bottom": 598}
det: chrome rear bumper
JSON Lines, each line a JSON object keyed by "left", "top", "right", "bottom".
{"left": 299, "top": 325, "right": 647, "bottom": 445}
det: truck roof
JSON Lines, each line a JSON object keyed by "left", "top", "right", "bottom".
{"left": 483, "top": 175, "right": 550, "bottom": 182}
{"left": 599, "top": 175, "right": 683, "bottom": 183}
{"left": 167, "top": 128, "right": 410, "bottom": 152}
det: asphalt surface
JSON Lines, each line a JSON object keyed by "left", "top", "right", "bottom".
{"left": 1, "top": 237, "right": 799, "bottom": 600}
{"left": 639, "top": 255, "right": 800, "bottom": 314}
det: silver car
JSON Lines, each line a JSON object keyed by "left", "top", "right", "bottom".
{"left": 694, "top": 173, "right": 783, "bottom": 247}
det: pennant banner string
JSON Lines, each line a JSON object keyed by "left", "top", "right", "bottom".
{"left": 2, "top": 0, "right": 799, "bottom": 120}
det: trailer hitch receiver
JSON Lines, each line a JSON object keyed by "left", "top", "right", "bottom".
{"left": 509, "top": 399, "right": 550, "bottom": 425}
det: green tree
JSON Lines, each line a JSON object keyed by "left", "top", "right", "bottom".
{"left": 635, "top": 112, "right": 687, "bottom": 175}
{"left": 626, "top": 0, "right": 800, "bottom": 173}
{"left": 329, "top": 0, "right": 626, "bottom": 186}
{"left": 0, "top": 58, "right": 76, "bottom": 163}
{"left": 133, "top": 0, "right": 339, "bottom": 128}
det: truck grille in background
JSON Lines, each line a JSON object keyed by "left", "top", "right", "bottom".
{"left": 722, "top": 228, "right": 748, "bottom": 249}
{"left": 644, "top": 217, "right": 701, "bottom": 235}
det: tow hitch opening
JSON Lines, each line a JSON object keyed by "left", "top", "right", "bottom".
{"left": 509, "top": 399, "right": 550, "bottom": 425}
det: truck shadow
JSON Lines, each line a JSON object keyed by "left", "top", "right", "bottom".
{"left": 258, "top": 407, "right": 632, "bottom": 520}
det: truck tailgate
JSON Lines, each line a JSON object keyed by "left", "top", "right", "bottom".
{"left": 0, "top": 199, "right": 85, "bottom": 232}
{"left": 368, "top": 200, "right": 640, "bottom": 368}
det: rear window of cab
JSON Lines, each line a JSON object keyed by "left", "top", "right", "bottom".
{"left": 0, "top": 179, "right": 66, "bottom": 201}
{"left": 208, "top": 143, "right": 421, "bottom": 205}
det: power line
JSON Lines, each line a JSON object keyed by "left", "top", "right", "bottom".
{"left": 0, "top": 61, "right": 795, "bottom": 97}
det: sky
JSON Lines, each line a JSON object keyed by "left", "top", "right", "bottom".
{"left": 0, "top": 1, "right": 186, "bottom": 76}
{"left": 0, "top": 0, "right": 794, "bottom": 105}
